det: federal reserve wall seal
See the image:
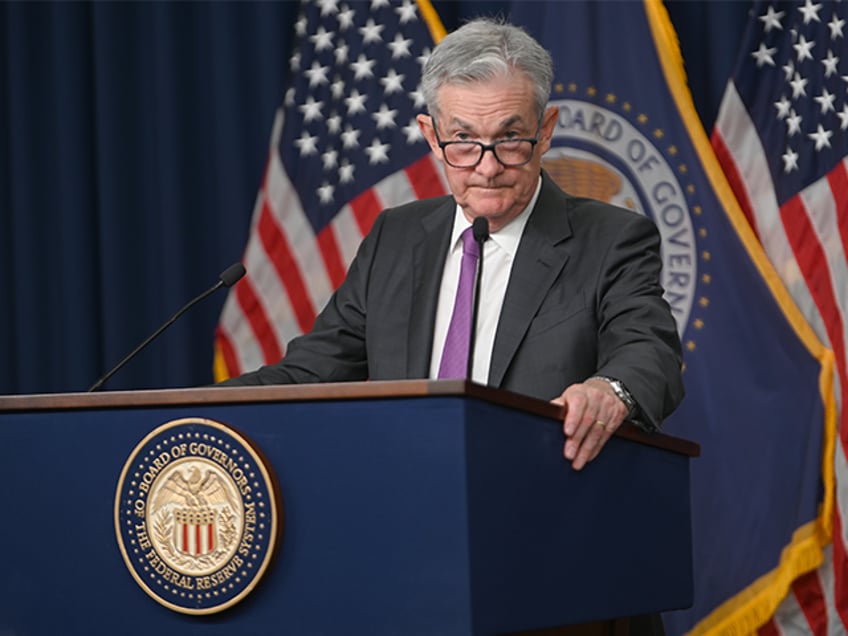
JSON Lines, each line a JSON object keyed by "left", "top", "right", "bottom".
{"left": 115, "top": 417, "right": 281, "bottom": 614}
{"left": 543, "top": 86, "right": 710, "bottom": 353}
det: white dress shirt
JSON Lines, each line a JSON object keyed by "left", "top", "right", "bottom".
{"left": 430, "top": 177, "right": 542, "bottom": 384}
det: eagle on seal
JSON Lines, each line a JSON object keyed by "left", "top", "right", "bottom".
{"left": 152, "top": 465, "right": 239, "bottom": 511}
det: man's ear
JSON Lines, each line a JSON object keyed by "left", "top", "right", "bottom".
{"left": 417, "top": 114, "right": 442, "bottom": 157}
{"left": 537, "top": 105, "right": 559, "bottom": 155}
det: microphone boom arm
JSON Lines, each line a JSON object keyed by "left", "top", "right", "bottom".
{"left": 87, "top": 263, "right": 245, "bottom": 392}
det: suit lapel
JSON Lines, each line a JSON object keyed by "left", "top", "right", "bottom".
{"left": 488, "top": 174, "right": 574, "bottom": 387}
{"left": 405, "top": 198, "right": 455, "bottom": 377}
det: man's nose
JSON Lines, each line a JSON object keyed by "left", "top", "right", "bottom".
{"left": 475, "top": 147, "right": 503, "bottom": 175}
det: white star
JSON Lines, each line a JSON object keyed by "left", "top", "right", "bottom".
{"left": 364, "top": 138, "right": 391, "bottom": 164}
{"left": 808, "top": 123, "right": 832, "bottom": 150}
{"left": 837, "top": 104, "right": 848, "bottom": 130}
{"left": 317, "top": 181, "right": 334, "bottom": 204}
{"left": 304, "top": 61, "right": 330, "bottom": 88}
{"left": 372, "top": 103, "right": 398, "bottom": 129}
{"left": 388, "top": 33, "right": 413, "bottom": 59}
{"left": 330, "top": 77, "right": 345, "bottom": 100}
{"left": 299, "top": 96, "right": 324, "bottom": 123}
{"left": 310, "top": 26, "right": 335, "bottom": 52}
{"left": 409, "top": 87, "right": 427, "bottom": 108}
{"left": 822, "top": 49, "right": 840, "bottom": 77}
{"left": 295, "top": 16, "right": 308, "bottom": 37}
{"left": 790, "top": 72, "right": 808, "bottom": 98}
{"left": 774, "top": 95, "right": 792, "bottom": 119}
{"left": 759, "top": 6, "right": 784, "bottom": 32}
{"left": 322, "top": 149, "right": 338, "bottom": 170}
{"left": 290, "top": 50, "right": 302, "bottom": 72}
{"left": 829, "top": 14, "right": 846, "bottom": 39}
{"left": 380, "top": 69, "right": 405, "bottom": 94}
{"left": 338, "top": 160, "right": 355, "bottom": 184}
{"left": 797, "top": 0, "right": 822, "bottom": 25}
{"left": 334, "top": 42, "right": 350, "bottom": 66}
{"left": 793, "top": 34, "right": 815, "bottom": 62}
{"left": 317, "top": 0, "right": 339, "bottom": 16}
{"left": 359, "top": 18, "right": 385, "bottom": 44}
{"left": 752, "top": 42, "right": 777, "bottom": 67}
{"left": 783, "top": 58, "right": 795, "bottom": 81}
{"left": 786, "top": 110, "right": 803, "bottom": 136}
{"left": 814, "top": 87, "right": 836, "bottom": 114}
{"left": 337, "top": 7, "right": 355, "bottom": 30}
{"left": 350, "top": 54, "right": 376, "bottom": 80}
{"left": 782, "top": 147, "right": 799, "bottom": 172}
{"left": 395, "top": 0, "right": 418, "bottom": 24}
{"left": 326, "top": 113, "right": 342, "bottom": 135}
{"left": 341, "top": 125, "right": 360, "bottom": 149}
{"left": 403, "top": 118, "right": 423, "bottom": 143}
{"left": 295, "top": 131, "right": 319, "bottom": 156}
{"left": 371, "top": 0, "right": 391, "bottom": 9}
{"left": 284, "top": 87, "right": 296, "bottom": 108}
{"left": 417, "top": 47, "right": 432, "bottom": 68}
{"left": 345, "top": 89, "right": 368, "bottom": 115}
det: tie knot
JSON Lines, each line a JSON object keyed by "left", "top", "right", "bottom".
{"left": 460, "top": 226, "right": 480, "bottom": 259}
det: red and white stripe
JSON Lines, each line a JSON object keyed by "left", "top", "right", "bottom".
{"left": 714, "top": 82, "right": 848, "bottom": 635}
{"left": 216, "top": 108, "right": 449, "bottom": 378}
{"left": 175, "top": 517, "right": 217, "bottom": 557}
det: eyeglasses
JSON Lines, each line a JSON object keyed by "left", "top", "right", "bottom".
{"left": 431, "top": 116, "right": 541, "bottom": 168}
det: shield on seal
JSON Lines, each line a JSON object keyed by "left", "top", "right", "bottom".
{"left": 173, "top": 507, "right": 218, "bottom": 556}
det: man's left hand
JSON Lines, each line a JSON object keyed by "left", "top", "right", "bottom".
{"left": 551, "top": 378, "right": 628, "bottom": 471}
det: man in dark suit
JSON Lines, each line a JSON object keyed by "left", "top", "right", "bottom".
{"left": 222, "top": 18, "right": 683, "bottom": 474}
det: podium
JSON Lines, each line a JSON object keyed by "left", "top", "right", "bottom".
{"left": 0, "top": 380, "right": 698, "bottom": 635}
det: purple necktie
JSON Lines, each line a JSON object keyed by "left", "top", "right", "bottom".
{"left": 438, "top": 227, "right": 480, "bottom": 379}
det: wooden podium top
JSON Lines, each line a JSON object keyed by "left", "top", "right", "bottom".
{"left": 0, "top": 379, "right": 699, "bottom": 456}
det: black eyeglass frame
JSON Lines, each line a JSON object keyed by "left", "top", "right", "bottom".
{"left": 430, "top": 115, "right": 543, "bottom": 168}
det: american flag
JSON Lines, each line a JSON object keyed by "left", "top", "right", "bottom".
{"left": 712, "top": 1, "right": 848, "bottom": 633}
{"left": 214, "top": 0, "right": 448, "bottom": 379}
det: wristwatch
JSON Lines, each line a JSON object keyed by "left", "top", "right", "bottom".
{"left": 591, "top": 375, "right": 637, "bottom": 419}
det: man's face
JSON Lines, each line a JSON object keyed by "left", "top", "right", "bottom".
{"left": 417, "top": 73, "right": 558, "bottom": 232}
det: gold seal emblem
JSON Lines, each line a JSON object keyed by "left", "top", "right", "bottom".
{"left": 115, "top": 417, "right": 281, "bottom": 614}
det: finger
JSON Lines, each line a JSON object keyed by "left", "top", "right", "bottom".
{"left": 571, "top": 418, "right": 612, "bottom": 470}
{"left": 564, "top": 410, "right": 603, "bottom": 461}
{"left": 562, "top": 391, "right": 589, "bottom": 437}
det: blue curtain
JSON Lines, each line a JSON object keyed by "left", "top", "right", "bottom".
{"left": 0, "top": 1, "right": 748, "bottom": 394}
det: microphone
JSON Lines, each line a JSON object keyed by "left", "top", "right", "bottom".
{"left": 467, "top": 217, "right": 490, "bottom": 380}
{"left": 87, "top": 262, "right": 246, "bottom": 392}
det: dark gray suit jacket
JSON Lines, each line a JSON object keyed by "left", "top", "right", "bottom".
{"left": 224, "top": 172, "right": 684, "bottom": 428}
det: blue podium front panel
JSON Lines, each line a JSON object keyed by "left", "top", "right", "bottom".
{"left": 1, "top": 397, "right": 478, "bottom": 635}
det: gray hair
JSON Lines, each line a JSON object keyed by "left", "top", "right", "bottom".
{"left": 421, "top": 18, "right": 554, "bottom": 119}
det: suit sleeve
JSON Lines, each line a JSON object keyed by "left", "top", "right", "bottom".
{"left": 592, "top": 212, "right": 684, "bottom": 429}
{"left": 218, "top": 213, "right": 388, "bottom": 386}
